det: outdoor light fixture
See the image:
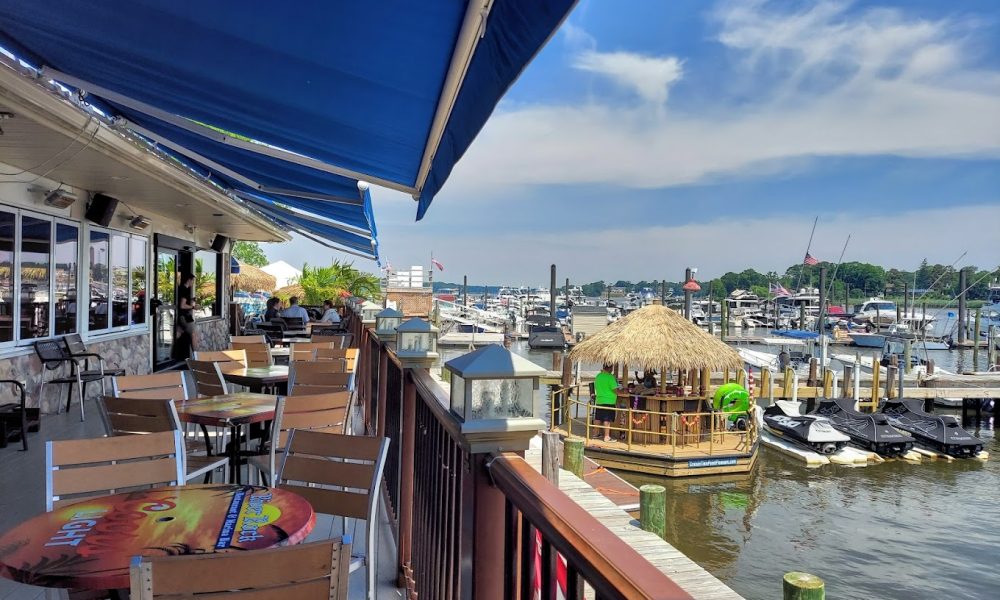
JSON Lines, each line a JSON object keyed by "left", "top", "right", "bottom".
{"left": 375, "top": 307, "right": 403, "bottom": 337}
{"left": 445, "top": 344, "right": 546, "bottom": 425}
{"left": 43, "top": 189, "right": 77, "bottom": 209}
{"left": 360, "top": 300, "right": 381, "bottom": 324}
{"left": 395, "top": 317, "right": 438, "bottom": 367}
{"left": 128, "top": 215, "right": 151, "bottom": 230}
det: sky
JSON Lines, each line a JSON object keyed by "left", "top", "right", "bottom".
{"left": 264, "top": 0, "right": 1000, "bottom": 286}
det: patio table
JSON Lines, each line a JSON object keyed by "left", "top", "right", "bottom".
{"left": 221, "top": 365, "right": 289, "bottom": 393}
{"left": 270, "top": 346, "right": 290, "bottom": 364}
{"left": 176, "top": 392, "right": 279, "bottom": 484}
{"left": 0, "top": 484, "right": 315, "bottom": 591}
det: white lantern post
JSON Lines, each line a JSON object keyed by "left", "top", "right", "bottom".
{"left": 375, "top": 307, "right": 404, "bottom": 338}
{"left": 395, "top": 317, "right": 439, "bottom": 368}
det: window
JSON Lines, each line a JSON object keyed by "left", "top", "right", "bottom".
{"left": 194, "top": 249, "right": 220, "bottom": 319}
{"left": 111, "top": 234, "right": 129, "bottom": 327}
{"left": 0, "top": 210, "right": 13, "bottom": 343}
{"left": 89, "top": 230, "right": 109, "bottom": 331}
{"left": 131, "top": 237, "right": 146, "bottom": 325}
{"left": 54, "top": 223, "right": 79, "bottom": 335}
{"left": 20, "top": 215, "right": 51, "bottom": 339}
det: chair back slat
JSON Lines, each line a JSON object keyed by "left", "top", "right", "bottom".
{"left": 231, "top": 335, "right": 267, "bottom": 344}
{"left": 113, "top": 372, "right": 189, "bottom": 401}
{"left": 315, "top": 348, "right": 358, "bottom": 371}
{"left": 288, "top": 363, "right": 353, "bottom": 395}
{"left": 192, "top": 349, "right": 248, "bottom": 369}
{"left": 290, "top": 347, "right": 318, "bottom": 362}
{"left": 186, "top": 359, "right": 228, "bottom": 397}
{"left": 34, "top": 339, "right": 68, "bottom": 368}
{"left": 231, "top": 341, "right": 273, "bottom": 368}
{"left": 281, "top": 455, "right": 375, "bottom": 490}
{"left": 278, "top": 484, "right": 369, "bottom": 520}
{"left": 46, "top": 431, "right": 184, "bottom": 511}
{"left": 311, "top": 334, "right": 354, "bottom": 349}
{"left": 130, "top": 538, "right": 350, "bottom": 600}
{"left": 258, "top": 394, "right": 349, "bottom": 481}
{"left": 62, "top": 333, "right": 87, "bottom": 355}
{"left": 99, "top": 396, "right": 180, "bottom": 437}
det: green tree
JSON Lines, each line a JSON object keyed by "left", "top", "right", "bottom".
{"left": 294, "top": 261, "right": 381, "bottom": 304}
{"left": 232, "top": 241, "right": 268, "bottom": 267}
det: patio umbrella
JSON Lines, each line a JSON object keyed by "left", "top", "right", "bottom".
{"left": 569, "top": 304, "right": 742, "bottom": 372}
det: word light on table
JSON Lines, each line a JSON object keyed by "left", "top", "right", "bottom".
{"left": 375, "top": 307, "right": 404, "bottom": 337}
{"left": 444, "top": 344, "right": 546, "bottom": 425}
{"left": 395, "top": 317, "right": 438, "bottom": 367}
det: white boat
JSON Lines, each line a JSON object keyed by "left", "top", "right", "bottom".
{"left": 848, "top": 332, "right": 886, "bottom": 348}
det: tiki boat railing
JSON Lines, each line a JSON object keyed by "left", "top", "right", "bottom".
{"left": 549, "top": 384, "right": 758, "bottom": 457}
{"left": 351, "top": 316, "right": 693, "bottom": 600}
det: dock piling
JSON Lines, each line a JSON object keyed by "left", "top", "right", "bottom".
{"left": 639, "top": 484, "right": 667, "bottom": 540}
{"left": 563, "top": 437, "right": 584, "bottom": 478}
{"left": 904, "top": 339, "right": 912, "bottom": 375}
{"left": 958, "top": 268, "right": 968, "bottom": 345}
{"left": 973, "top": 308, "right": 981, "bottom": 367}
{"left": 783, "top": 572, "right": 825, "bottom": 600}
{"left": 541, "top": 431, "right": 560, "bottom": 486}
{"left": 842, "top": 365, "right": 853, "bottom": 398}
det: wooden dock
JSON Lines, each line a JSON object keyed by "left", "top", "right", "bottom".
{"left": 524, "top": 439, "right": 744, "bottom": 599}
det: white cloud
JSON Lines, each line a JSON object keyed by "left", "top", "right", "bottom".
{"left": 574, "top": 50, "right": 684, "bottom": 105}
{"left": 440, "top": 1, "right": 1000, "bottom": 197}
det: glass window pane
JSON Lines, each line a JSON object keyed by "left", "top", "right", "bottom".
{"left": 469, "top": 378, "right": 534, "bottom": 420}
{"left": 54, "top": 223, "right": 78, "bottom": 335}
{"left": 0, "top": 211, "right": 14, "bottom": 342}
{"left": 111, "top": 234, "right": 129, "bottom": 327}
{"left": 89, "top": 230, "right": 109, "bottom": 331}
{"left": 131, "top": 237, "right": 147, "bottom": 325}
{"left": 194, "top": 250, "right": 218, "bottom": 318}
{"left": 20, "top": 215, "right": 51, "bottom": 339}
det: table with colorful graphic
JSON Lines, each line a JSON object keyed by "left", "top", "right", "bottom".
{"left": 0, "top": 484, "right": 315, "bottom": 591}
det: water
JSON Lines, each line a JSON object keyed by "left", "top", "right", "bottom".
{"left": 442, "top": 341, "right": 999, "bottom": 600}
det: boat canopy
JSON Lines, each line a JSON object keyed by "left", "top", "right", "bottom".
{"left": 0, "top": 0, "right": 577, "bottom": 237}
{"left": 770, "top": 329, "right": 820, "bottom": 340}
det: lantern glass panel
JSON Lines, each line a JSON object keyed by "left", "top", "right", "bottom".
{"left": 450, "top": 374, "right": 465, "bottom": 415}
{"left": 469, "top": 378, "right": 533, "bottom": 420}
{"left": 399, "top": 331, "right": 435, "bottom": 354}
{"left": 377, "top": 316, "right": 402, "bottom": 334}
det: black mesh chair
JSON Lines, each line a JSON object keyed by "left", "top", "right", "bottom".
{"left": 34, "top": 339, "right": 107, "bottom": 421}
{"left": 242, "top": 327, "right": 274, "bottom": 346}
{"left": 62, "top": 333, "right": 126, "bottom": 378}
{"left": 0, "top": 380, "right": 30, "bottom": 450}
{"left": 283, "top": 316, "right": 306, "bottom": 330}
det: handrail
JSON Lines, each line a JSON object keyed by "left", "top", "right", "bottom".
{"left": 488, "top": 453, "right": 693, "bottom": 600}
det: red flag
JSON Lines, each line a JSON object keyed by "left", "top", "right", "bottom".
{"left": 803, "top": 253, "right": 818, "bottom": 266}
{"left": 431, "top": 258, "right": 444, "bottom": 271}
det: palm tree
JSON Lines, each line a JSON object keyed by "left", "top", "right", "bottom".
{"left": 295, "top": 261, "right": 381, "bottom": 305}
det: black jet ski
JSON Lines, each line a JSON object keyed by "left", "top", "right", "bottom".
{"left": 814, "top": 398, "right": 914, "bottom": 457}
{"left": 763, "top": 401, "right": 850, "bottom": 455}
{"left": 881, "top": 399, "right": 984, "bottom": 458}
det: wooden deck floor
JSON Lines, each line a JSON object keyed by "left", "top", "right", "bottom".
{"left": 524, "top": 438, "right": 743, "bottom": 600}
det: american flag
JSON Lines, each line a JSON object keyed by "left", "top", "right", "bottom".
{"left": 769, "top": 282, "right": 791, "bottom": 297}
{"left": 803, "top": 253, "right": 819, "bottom": 266}
{"left": 431, "top": 258, "right": 444, "bottom": 271}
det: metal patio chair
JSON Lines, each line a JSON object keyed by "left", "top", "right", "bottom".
{"left": 34, "top": 339, "right": 106, "bottom": 421}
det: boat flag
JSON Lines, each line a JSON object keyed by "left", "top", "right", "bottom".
{"left": 803, "top": 253, "right": 819, "bottom": 266}
{"left": 769, "top": 282, "right": 791, "bottom": 297}
{"left": 431, "top": 258, "right": 444, "bottom": 271}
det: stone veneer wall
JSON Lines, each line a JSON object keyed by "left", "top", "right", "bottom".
{"left": 0, "top": 331, "right": 151, "bottom": 414}
{"left": 193, "top": 318, "right": 230, "bottom": 353}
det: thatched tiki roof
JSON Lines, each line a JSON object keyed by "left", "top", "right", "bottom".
{"left": 569, "top": 304, "right": 742, "bottom": 371}
{"left": 232, "top": 261, "right": 277, "bottom": 292}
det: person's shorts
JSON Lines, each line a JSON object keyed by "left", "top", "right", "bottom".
{"left": 593, "top": 406, "right": 616, "bottom": 422}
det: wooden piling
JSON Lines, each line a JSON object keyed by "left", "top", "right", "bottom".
{"left": 958, "top": 268, "right": 968, "bottom": 344}
{"left": 761, "top": 367, "right": 772, "bottom": 403}
{"left": 842, "top": 365, "right": 853, "bottom": 398}
{"left": 807, "top": 358, "right": 818, "bottom": 387}
{"left": 563, "top": 437, "right": 584, "bottom": 478}
{"left": 926, "top": 358, "right": 935, "bottom": 375}
{"left": 783, "top": 572, "right": 825, "bottom": 600}
{"left": 782, "top": 367, "right": 795, "bottom": 399}
{"left": 973, "top": 308, "right": 981, "bottom": 367}
{"left": 540, "top": 431, "right": 560, "bottom": 486}
{"left": 701, "top": 368, "right": 710, "bottom": 397}
{"left": 903, "top": 339, "right": 912, "bottom": 374}
{"left": 823, "top": 369, "right": 833, "bottom": 398}
{"left": 870, "top": 356, "right": 881, "bottom": 408}
{"left": 639, "top": 484, "right": 667, "bottom": 540}
{"left": 885, "top": 364, "right": 897, "bottom": 400}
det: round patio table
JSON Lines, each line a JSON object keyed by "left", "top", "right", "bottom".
{"left": 0, "top": 484, "right": 315, "bottom": 591}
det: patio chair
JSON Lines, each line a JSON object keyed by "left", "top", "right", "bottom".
{"left": 249, "top": 392, "right": 350, "bottom": 485}
{"left": 231, "top": 340, "right": 273, "bottom": 368}
{"left": 112, "top": 371, "right": 214, "bottom": 456}
{"left": 34, "top": 339, "right": 107, "bottom": 421}
{"left": 186, "top": 359, "right": 229, "bottom": 397}
{"left": 313, "top": 332, "right": 354, "bottom": 349}
{"left": 192, "top": 349, "right": 248, "bottom": 369}
{"left": 277, "top": 429, "right": 389, "bottom": 600}
{"left": 45, "top": 430, "right": 184, "bottom": 511}
{"left": 62, "top": 333, "right": 126, "bottom": 378}
{"left": 268, "top": 317, "right": 288, "bottom": 330}
{"left": 288, "top": 362, "right": 354, "bottom": 396}
{"left": 231, "top": 334, "right": 268, "bottom": 344}
{"left": 242, "top": 326, "right": 275, "bottom": 345}
{"left": 0, "top": 380, "right": 32, "bottom": 451}
{"left": 315, "top": 347, "right": 358, "bottom": 372}
{"left": 129, "top": 538, "right": 351, "bottom": 600}
{"left": 98, "top": 396, "right": 228, "bottom": 484}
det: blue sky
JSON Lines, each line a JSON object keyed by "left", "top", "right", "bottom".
{"left": 266, "top": 0, "right": 1000, "bottom": 285}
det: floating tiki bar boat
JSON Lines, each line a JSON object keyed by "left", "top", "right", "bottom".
{"left": 555, "top": 304, "right": 757, "bottom": 477}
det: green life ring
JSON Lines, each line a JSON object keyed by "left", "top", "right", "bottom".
{"left": 712, "top": 382, "right": 750, "bottom": 423}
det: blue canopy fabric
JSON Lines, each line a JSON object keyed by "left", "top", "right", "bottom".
{"left": 0, "top": 0, "right": 576, "bottom": 220}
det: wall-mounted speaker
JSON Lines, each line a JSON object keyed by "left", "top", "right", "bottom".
{"left": 211, "top": 234, "right": 229, "bottom": 252}
{"left": 85, "top": 193, "right": 119, "bottom": 227}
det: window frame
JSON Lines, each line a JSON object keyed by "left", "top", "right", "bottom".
{"left": 193, "top": 248, "right": 222, "bottom": 320}
{"left": 84, "top": 222, "right": 149, "bottom": 337}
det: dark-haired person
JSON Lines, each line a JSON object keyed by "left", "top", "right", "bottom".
{"left": 593, "top": 363, "right": 620, "bottom": 442}
{"left": 172, "top": 273, "right": 196, "bottom": 360}
{"left": 263, "top": 297, "right": 280, "bottom": 322}
{"left": 282, "top": 296, "right": 310, "bottom": 322}
{"left": 319, "top": 299, "right": 342, "bottom": 324}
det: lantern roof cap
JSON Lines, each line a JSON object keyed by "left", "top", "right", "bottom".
{"left": 445, "top": 344, "right": 547, "bottom": 379}
{"left": 376, "top": 307, "right": 404, "bottom": 318}
{"left": 396, "top": 317, "right": 438, "bottom": 333}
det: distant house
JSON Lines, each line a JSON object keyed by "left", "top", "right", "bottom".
{"left": 262, "top": 260, "right": 302, "bottom": 289}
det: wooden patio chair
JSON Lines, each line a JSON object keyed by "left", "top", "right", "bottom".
{"left": 231, "top": 334, "right": 267, "bottom": 344}
{"left": 186, "top": 359, "right": 229, "bottom": 397}
{"left": 98, "top": 396, "right": 228, "bottom": 484}
{"left": 249, "top": 392, "right": 350, "bottom": 485}
{"left": 231, "top": 340, "right": 273, "bottom": 368}
{"left": 312, "top": 332, "right": 354, "bottom": 349}
{"left": 129, "top": 538, "right": 351, "bottom": 600}
{"left": 112, "top": 372, "right": 189, "bottom": 400}
{"left": 315, "top": 347, "right": 358, "bottom": 372}
{"left": 288, "top": 362, "right": 354, "bottom": 396}
{"left": 45, "top": 430, "right": 184, "bottom": 511}
{"left": 277, "top": 430, "right": 389, "bottom": 600}
{"left": 192, "top": 349, "right": 248, "bottom": 369}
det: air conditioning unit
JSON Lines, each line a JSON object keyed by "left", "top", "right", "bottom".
{"left": 44, "top": 189, "right": 77, "bottom": 209}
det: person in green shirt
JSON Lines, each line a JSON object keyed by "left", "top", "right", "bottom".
{"left": 593, "top": 363, "right": 620, "bottom": 442}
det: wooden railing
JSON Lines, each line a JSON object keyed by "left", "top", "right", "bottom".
{"left": 359, "top": 325, "right": 692, "bottom": 600}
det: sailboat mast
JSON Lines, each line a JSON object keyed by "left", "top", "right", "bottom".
{"left": 794, "top": 215, "right": 819, "bottom": 293}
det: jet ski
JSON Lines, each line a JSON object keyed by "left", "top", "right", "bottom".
{"left": 881, "top": 399, "right": 984, "bottom": 458}
{"left": 763, "top": 401, "right": 850, "bottom": 455}
{"left": 814, "top": 398, "right": 914, "bottom": 457}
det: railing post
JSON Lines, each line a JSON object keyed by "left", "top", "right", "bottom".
{"left": 377, "top": 349, "right": 388, "bottom": 437}
{"left": 397, "top": 372, "right": 416, "bottom": 589}
{"left": 473, "top": 454, "right": 506, "bottom": 600}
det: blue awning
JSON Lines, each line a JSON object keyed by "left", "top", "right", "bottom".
{"left": 230, "top": 257, "right": 240, "bottom": 274}
{"left": 0, "top": 0, "right": 576, "bottom": 219}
